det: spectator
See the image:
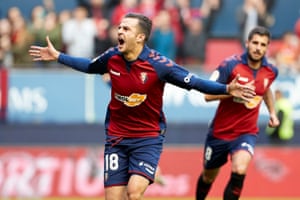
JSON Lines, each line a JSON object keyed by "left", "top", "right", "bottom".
{"left": 44, "top": 12, "right": 63, "bottom": 50}
{"left": 137, "top": 0, "right": 159, "bottom": 20}
{"left": 0, "top": 18, "right": 13, "bottom": 68}
{"left": 256, "top": 0, "right": 275, "bottom": 31}
{"left": 236, "top": 0, "right": 260, "bottom": 48}
{"left": 58, "top": 9, "right": 72, "bottom": 25}
{"left": 28, "top": 0, "right": 57, "bottom": 47}
{"left": 272, "top": 31, "right": 300, "bottom": 74}
{"left": 200, "top": 0, "right": 223, "bottom": 36}
{"left": 43, "top": 0, "right": 56, "bottom": 13}
{"left": 30, "top": 11, "right": 63, "bottom": 50}
{"left": 7, "top": 6, "right": 22, "bottom": 25}
{"left": 94, "top": 18, "right": 111, "bottom": 56}
{"left": 62, "top": 6, "right": 97, "bottom": 58}
{"left": 78, "top": 0, "right": 110, "bottom": 19}
{"left": 150, "top": 9, "right": 176, "bottom": 60}
{"left": 103, "top": 0, "right": 121, "bottom": 19}
{"left": 110, "top": 0, "right": 139, "bottom": 25}
{"left": 236, "top": 0, "right": 275, "bottom": 48}
{"left": 28, "top": 5, "right": 46, "bottom": 42}
{"left": 163, "top": 0, "right": 202, "bottom": 64}
{"left": 294, "top": 16, "right": 300, "bottom": 39}
{"left": 10, "top": 16, "right": 34, "bottom": 67}
{"left": 79, "top": 0, "right": 112, "bottom": 56}
{"left": 266, "top": 89, "right": 294, "bottom": 144}
{"left": 182, "top": 16, "right": 206, "bottom": 66}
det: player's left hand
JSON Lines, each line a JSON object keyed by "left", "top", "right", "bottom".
{"left": 268, "top": 113, "right": 280, "bottom": 127}
{"left": 227, "top": 75, "right": 256, "bottom": 102}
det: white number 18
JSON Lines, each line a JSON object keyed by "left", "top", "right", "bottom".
{"left": 105, "top": 153, "right": 119, "bottom": 171}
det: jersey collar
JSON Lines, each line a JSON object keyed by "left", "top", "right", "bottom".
{"left": 241, "top": 52, "right": 269, "bottom": 67}
{"left": 138, "top": 45, "right": 151, "bottom": 61}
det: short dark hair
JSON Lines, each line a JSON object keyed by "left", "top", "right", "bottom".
{"left": 124, "top": 13, "right": 152, "bottom": 41}
{"left": 248, "top": 26, "right": 271, "bottom": 43}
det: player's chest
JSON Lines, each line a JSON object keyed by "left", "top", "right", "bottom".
{"left": 233, "top": 66, "right": 275, "bottom": 95}
{"left": 107, "top": 59, "right": 160, "bottom": 94}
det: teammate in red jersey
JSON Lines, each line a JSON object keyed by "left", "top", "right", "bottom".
{"left": 29, "top": 13, "right": 254, "bottom": 200}
{"left": 195, "top": 26, "right": 280, "bottom": 200}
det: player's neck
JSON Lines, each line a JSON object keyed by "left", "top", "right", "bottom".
{"left": 123, "top": 44, "right": 144, "bottom": 61}
{"left": 247, "top": 59, "right": 261, "bottom": 70}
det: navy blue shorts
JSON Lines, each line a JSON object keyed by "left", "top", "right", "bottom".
{"left": 103, "top": 134, "right": 165, "bottom": 187}
{"left": 203, "top": 133, "right": 257, "bottom": 169}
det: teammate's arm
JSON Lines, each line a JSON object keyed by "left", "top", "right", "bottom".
{"left": 204, "top": 94, "right": 231, "bottom": 102}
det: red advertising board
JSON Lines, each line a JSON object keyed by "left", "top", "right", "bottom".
{"left": 0, "top": 68, "right": 8, "bottom": 122}
{"left": 0, "top": 146, "right": 299, "bottom": 198}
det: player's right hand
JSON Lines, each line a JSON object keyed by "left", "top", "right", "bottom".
{"left": 28, "top": 36, "right": 60, "bottom": 61}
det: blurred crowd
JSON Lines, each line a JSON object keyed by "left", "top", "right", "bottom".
{"left": 0, "top": 0, "right": 300, "bottom": 74}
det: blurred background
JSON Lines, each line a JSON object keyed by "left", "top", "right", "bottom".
{"left": 0, "top": 0, "right": 300, "bottom": 199}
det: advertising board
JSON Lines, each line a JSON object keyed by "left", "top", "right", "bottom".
{"left": 0, "top": 146, "right": 299, "bottom": 198}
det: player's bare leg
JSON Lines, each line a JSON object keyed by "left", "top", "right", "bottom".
{"left": 105, "top": 185, "right": 127, "bottom": 200}
{"left": 223, "top": 150, "right": 252, "bottom": 200}
{"left": 126, "top": 174, "right": 149, "bottom": 200}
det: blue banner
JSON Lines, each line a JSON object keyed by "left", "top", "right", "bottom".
{"left": 6, "top": 69, "right": 300, "bottom": 123}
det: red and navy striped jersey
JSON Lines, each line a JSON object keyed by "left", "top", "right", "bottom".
{"left": 209, "top": 52, "right": 278, "bottom": 140}
{"left": 58, "top": 45, "right": 229, "bottom": 138}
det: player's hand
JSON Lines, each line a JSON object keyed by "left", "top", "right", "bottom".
{"left": 268, "top": 112, "right": 280, "bottom": 127}
{"left": 29, "top": 36, "right": 60, "bottom": 61}
{"left": 227, "top": 75, "right": 256, "bottom": 102}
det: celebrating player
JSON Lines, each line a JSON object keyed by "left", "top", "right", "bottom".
{"left": 195, "top": 26, "right": 279, "bottom": 200}
{"left": 29, "top": 13, "right": 255, "bottom": 200}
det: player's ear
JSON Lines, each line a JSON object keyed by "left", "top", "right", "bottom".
{"left": 137, "top": 33, "right": 146, "bottom": 43}
{"left": 245, "top": 40, "right": 249, "bottom": 48}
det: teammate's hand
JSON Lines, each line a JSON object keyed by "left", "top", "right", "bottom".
{"left": 227, "top": 75, "right": 256, "bottom": 102}
{"left": 29, "top": 36, "right": 60, "bottom": 61}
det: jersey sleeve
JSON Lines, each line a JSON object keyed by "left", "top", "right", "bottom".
{"left": 214, "top": 59, "right": 235, "bottom": 84}
{"left": 150, "top": 55, "right": 227, "bottom": 95}
{"left": 58, "top": 47, "right": 117, "bottom": 74}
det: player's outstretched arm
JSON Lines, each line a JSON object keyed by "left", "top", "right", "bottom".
{"left": 29, "top": 36, "right": 60, "bottom": 61}
{"left": 204, "top": 76, "right": 255, "bottom": 102}
{"left": 29, "top": 36, "right": 92, "bottom": 73}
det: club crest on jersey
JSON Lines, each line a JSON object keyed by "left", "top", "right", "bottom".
{"left": 140, "top": 72, "right": 148, "bottom": 84}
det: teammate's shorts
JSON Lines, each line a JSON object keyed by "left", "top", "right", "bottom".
{"left": 103, "top": 134, "right": 165, "bottom": 187}
{"left": 203, "top": 133, "right": 257, "bottom": 169}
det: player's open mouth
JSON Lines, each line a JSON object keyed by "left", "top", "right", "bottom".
{"left": 118, "top": 38, "right": 125, "bottom": 46}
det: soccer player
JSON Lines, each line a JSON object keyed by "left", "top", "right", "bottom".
{"left": 29, "top": 13, "right": 254, "bottom": 200}
{"left": 195, "top": 26, "right": 279, "bottom": 200}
